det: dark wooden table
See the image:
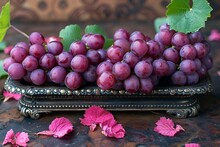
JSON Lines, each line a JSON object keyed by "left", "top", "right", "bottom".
{"left": 0, "top": 20, "right": 220, "bottom": 147}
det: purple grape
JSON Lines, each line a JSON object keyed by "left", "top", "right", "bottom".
{"left": 47, "top": 41, "right": 63, "bottom": 56}
{"left": 187, "top": 72, "right": 199, "bottom": 85}
{"left": 142, "top": 56, "right": 153, "bottom": 63}
{"left": 30, "top": 69, "right": 46, "bottom": 85}
{"left": 147, "top": 40, "right": 161, "bottom": 58}
{"left": 15, "top": 42, "right": 29, "bottom": 51}
{"left": 134, "top": 61, "right": 153, "bottom": 78}
{"left": 114, "top": 39, "right": 131, "bottom": 53}
{"left": 153, "top": 59, "right": 169, "bottom": 76}
{"left": 22, "top": 55, "right": 38, "bottom": 71}
{"left": 124, "top": 75, "right": 140, "bottom": 93}
{"left": 194, "top": 43, "right": 209, "bottom": 59}
{"left": 189, "top": 31, "right": 204, "bottom": 44}
{"left": 97, "top": 71, "right": 116, "bottom": 90}
{"left": 82, "top": 33, "right": 92, "bottom": 44}
{"left": 8, "top": 63, "right": 26, "bottom": 80}
{"left": 3, "top": 57, "right": 16, "bottom": 72}
{"left": 29, "top": 32, "right": 45, "bottom": 45}
{"left": 65, "top": 72, "right": 83, "bottom": 90}
{"left": 86, "top": 49, "right": 101, "bottom": 65}
{"left": 56, "top": 52, "right": 73, "bottom": 68}
{"left": 29, "top": 44, "right": 46, "bottom": 59}
{"left": 201, "top": 55, "right": 213, "bottom": 70}
{"left": 23, "top": 72, "right": 32, "bottom": 83}
{"left": 123, "top": 52, "right": 139, "bottom": 69}
{"left": 112, "top": 62, "right": 131, "bottom": 80}
{"left": 180, "top": 44, "right": 197, "bottom": 60}
{"left": 150, "top": 74, "right": 160, "bottom": 86}
{"left": 85, "top": 34, "right": 105, "bottom": 50}
{"left": 49, "top": 66, "right": 67, "bottom": 84}
{"left": 140, "top": 78, "right": 153, "bottom": 93}
{"left": 83, "top": 65, "right": 97, "bottom": 82}
{"left": 145, "top": 36, "right": 151, "bottom": 42}
{"left": 112, "top": 80, "right": 124, "bottom": 90}
{"left": 97, "top": 49, "right": 107, "bottom": 61}
{"left": 194, "top": 58, "right": 202, "bottom": 70}
{"left": 157, "top": 29, "right": 175, "bottom": 46}
{"left": 171, "top": 71, "right": 187, "bottom": 86}
{"left": 180, "top": 60, "right": 197, "bottom": 74}
{"left": 167, "top": 61, "right": 176, "bottom": 75}
{"left": 71, "top": 55, "right": 89, "bottom": 73}
{"left": 130, "top": 31, "right": 146, "bottom": 41}
{"left": 70, "top": 41, "right": 87, "bottom": 56}
{"left": 197, "top": 65, "right": 207, "bottom": 79}
{"left": 10, "top": 46, "right": 28, "bottom": 63}
{"left": 163, "top": 47, "right": 180, "bottom": 63}
{"left": 130, "top": 40, "right": 148, "bottom": 58}
{"left": 107, "top": 45, "right": 124, "bottom": 63}
{"left": 39, "top": 53, "right": 56, "bottom": 69}
{"left": 96, "top": 61, "right": 113, "bottom": 76}
{"left": 159, "top": 24, "right": 171, "bottom": 30}
{"left": 171, "top": 32, "right": 190, "bottom": 49}
{"left": 114, "top": 28, "right": 130, "bottom": 41}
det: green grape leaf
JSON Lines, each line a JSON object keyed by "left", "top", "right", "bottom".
{"left": 154, "top": 17, "right": 167, "bottom": 33}
{"left": 103, "top": 38, "right": 113, "bottom": 49}
{"left": 59, "top": 24, "right": 82, "bottom": 51}
{"left": 0, "top": 2, "right": 10, "bottom": 42}
{"left": 85, "top": 25, "right": 107, "bottom": 38}
{"left": 166, "top": 0, "right": 212, "bottom": 33}
{"left": 0, "top": 41, "right": 7, "bottom": 51}
{"left": 0, "top": 60, "right": 8, "bottom": 78}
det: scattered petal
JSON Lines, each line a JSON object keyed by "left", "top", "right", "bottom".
{"left": 4, "top": 45, "right": 13, "bottom": 55}
{"left": 37, "top": 117, "right": 73, "bottom": 138}
{"left": 154, "top": 117, "right": 184, "bottom": 137}
{"left": 185, "top": 143, "right": 200, "bottom": 147}
{"left": 3, "top": 91, "right": 22, "bottom": 102}
{"left": 2, "top": 129, "right": 15, "bottom": 145}
{"left": 208, "top": 29, "right": 220, "bottom": 41}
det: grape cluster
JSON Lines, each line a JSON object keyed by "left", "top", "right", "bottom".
{"left": 3, "top": 24, "right": 213, "bottom": 93}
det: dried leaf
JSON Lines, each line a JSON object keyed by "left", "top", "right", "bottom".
{"left": 208, "top": 29, "right": 220, "bottom": 41}
{"left": 3, "top": 91, "right": 22, "bottom": 102}
{"left": 37, "top": 117, "right": 73, "bottom": 138}
{"left": 154, "top": 117, "right": 184, "bottom": 137}
{"left": 185, "top": 143, "right": 200, "bottom": 147}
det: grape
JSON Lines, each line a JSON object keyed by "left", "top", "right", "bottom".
{"left": 47, "top": 41, "right": 63, "bottom": 56}
{"left": 70, "top": 41, "right": 87, "bottom": 56}
{"left": 39, "top": 53, "right": 56, "bottom": 69}
{"left": 8, "top": 63, "right": 26, "bottom": 80}
{"left": 15, "top": 42, "right": 29, "bottom": 51}
{"left": 197, "top": 65, "right": 207, "bottom": 79}
{"left": 29, "top": 32, "right": 45, "bottom": 45}
{"left": 96, "top": 61, "right": 113, "bottom": 76}
{"left": 83, "top": 65, "right": 97, "bottom": 82}
{"left": 23, "top": 72, "right": 32, "bottom": 83}
{"left": 180, "top": 44, "right": 197, "bottom": 60}
{"left": 150, "top": 74, "right": 160, "bottom": 86}
{"left": 86, "top": 49, "right": 101, "bottom": 65}
{"left": 114, "top": 39, "right": 131, "bottom": 53}
{"left": 194, "top": 43, "right": 209, "bottom": 59}
{"left": 123, "top": 52, "right": 139, "bottom": 69}
{"left": 97, "top": 49, "right": 107, "bottom": 61}
{"left": 179, "top": 60, "right": 197, "bottom": 74}
{"left": 112, "top": 80, "right": 123, "bottom": 90}
{"left": 147, "top": 40, "right": 161, "bottom": 57}
{"left": 124, "top": 75, "right": 140, "bottom": 93}
{"left": 134, "top": 61, "right": 153, "bottom": 78}
{"left": 145, "top": 36, "right": 151, "bottom": 42}
{"left": 187, "top": 72, "right": 199, "bottom": 85}
{"left": 45, "top": 36, "right": 61, "bottom": 43}
{"left": 203, "top": 41, "right": 211, "bottom": 53}
{"left": 157, "top": 29, "right": 175, "bottom": 46}
{"left": 163, "top": 47, "right": 180, "bottom": 63}
{"left": 194, "top": 58, "right": 202, "bottom": 70}
{"left": 3, "top": 57, "right": 16, "bottom": 72}
{"left": 171, "top": 32, "right": 190, "bottom": 49}
{"left": 171, "top": 71, "right": 187, "bottom": 86}
{"left": 49, "top": 66, "right": 67, "bottom": 84}
{"left": 153, "top": 59, "right": 169, "bottom": 76}
{"left": 189, "top": 31, "right": 204, "bottom": 44}
{"left": 130, "top": 40, "right": 148, "bottom": 58}
{"left": 65, "top": 72, "right": 83, "bottom": 90}
{"left": 142, "top": 56, "right": 153, "bottom": 63}
{"left": 114, "top": 28, "right": 130, "bottom": 41}
{"left": 30, "top": 69, "right": 46, "bottom": 85}
{"left": 107, "top": 45, "right": 124, "bottom": 63}
{"left": 112, "top": 62, "right": 131, "bottom": 80}
{"left": 139, "top": 78, "right": 153, "bottom": 93}
{"left": 167, "top": 61, "right": 176, "bottom": 75}
{"left": 4, "top": 45, "right": 13, "bottom": 55}
{"left": 130, "top": 31, "right": 146, "bottom": 41}
{"left": 82, "top": 33, "right": 92, "bottom": 44}
{"left": 159, "top": 24, "right": 171, "bottom": 30}
{"left": 85, "top": 34, "right": 105, "bottom": 50}
{"left": 71, "top": 55, "right": 89, "bottom": 73}
{"left": 10, "top": 46, "right": 28, "bottom": 63}
{"left": 201, "top": 55, "right": 213, "bottom": 70}
{"left": 29, "top": 44, "right": 46, "bottom": 59}
{"left": 97, "top": 71, "right": 116, "bottom": 90}
{"left": 56, "top": 52, "right": 73, "bottom": 68}
{"left": 22, "top": 55, "right": 38, "bottom": 71}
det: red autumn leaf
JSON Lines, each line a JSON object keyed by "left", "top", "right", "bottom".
{"left": 3, "top": 91, "right": 22, "bottom": 102}
{"left": 208, "top": 29, "right": 220, "bottom": 41}
{"left": 154, "top": 117, "right": 184, "bottom": 137}
{"left": 37, "top": 117, "right": 73, "bottom": 138}
{"left": 185, "top": 143, "right": 200, "bottom": 147}
{"left": 2, "top": 129, "right": 29, "bottom": 147}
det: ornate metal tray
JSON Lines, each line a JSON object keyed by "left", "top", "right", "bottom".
{"left": 4, "top": 76, "right": 213, "bottom": 119}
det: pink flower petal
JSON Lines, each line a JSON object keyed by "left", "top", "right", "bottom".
{"left": 208, "top": 29, "right": 220, "bottom": 41}
{"left": 3, "top": 91, "right": 22, "bottom": 102}
{"left": 36, "top": 130, "right": 54, "bottom": 136}
{"left": 15, "top": 132, "right": 30, "bottom": 147}
{"left": 154, "top": 117, "right": 184, "bottom": 137}
{"left": 185, "top": 143, "right": 200, "bottom": 147}
{"left": 2, "top": 129, "right": 15, "bottom": 145}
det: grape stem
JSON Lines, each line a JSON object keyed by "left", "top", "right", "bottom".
{"left": 10, "top": 25, "right": 29, "bottom": 39}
